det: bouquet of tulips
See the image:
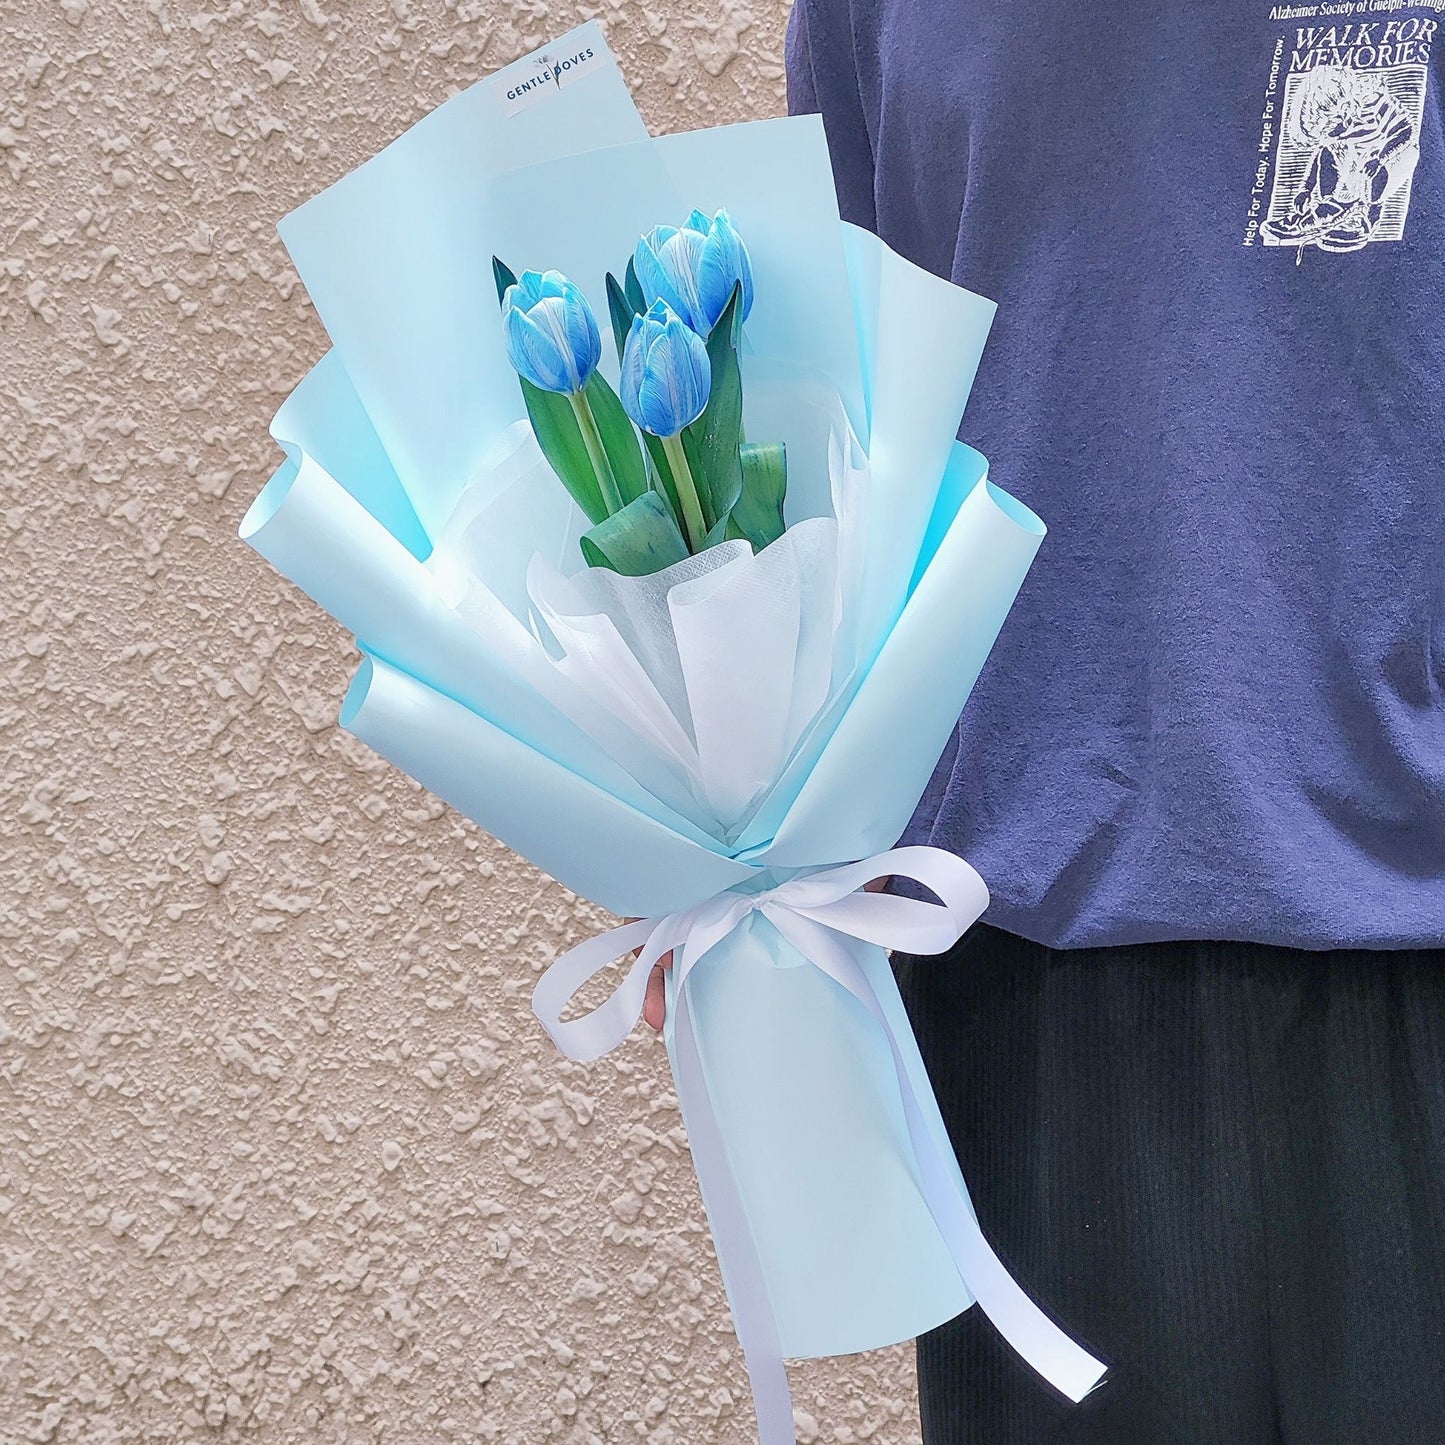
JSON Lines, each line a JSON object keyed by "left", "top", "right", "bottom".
{"left": 239, "top": 23, "right": 1105, "bottom": 1442}
{"left": 496, "top": 211, "right": 789, "bottom": 576}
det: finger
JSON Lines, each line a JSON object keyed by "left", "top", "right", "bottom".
{"left": 642, "top": 949, "right": 674, "bottom": 1031}
{"left": 643, "top": 960, "right": 667, "bottom": 1031}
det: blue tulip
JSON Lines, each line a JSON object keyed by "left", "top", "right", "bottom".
{"left": 502, "top": 269, "right": 601, "bottom": 394}
{"left": 619, "top": 300, "right": 711, "bottom": 438}
{"left": 632, "top": 208, "right": 754, "bottom": 335}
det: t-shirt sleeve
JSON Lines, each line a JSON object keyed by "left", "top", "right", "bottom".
{"left": 784, "top": 0, "right": 878, "bottom": 232}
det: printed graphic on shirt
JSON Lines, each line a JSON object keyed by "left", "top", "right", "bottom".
{"left": 1244, "top": 11, "right": 1434, "bottom": 255}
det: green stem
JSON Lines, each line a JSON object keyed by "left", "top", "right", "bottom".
{"left": 570, "top": 387, "right": 624, "bottom": 516}
{"left": 660, "top": 432, "right": 707, "bottom": 552}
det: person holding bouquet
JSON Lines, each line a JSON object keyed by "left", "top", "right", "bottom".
{"left": 241, "top": 16, "right": 1441, "bottom": 1440}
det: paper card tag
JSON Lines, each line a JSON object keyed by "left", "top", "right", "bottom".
{"left": 493, "top": 39, "right": 608, "bottom": 117}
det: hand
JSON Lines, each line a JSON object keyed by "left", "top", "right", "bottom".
{"left": 639, "top": 875, "right": 891, "bottom": 1031}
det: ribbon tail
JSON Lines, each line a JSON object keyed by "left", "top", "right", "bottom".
{"left": 531, "top": 915, "right": 670, "bottom": 1062}
{"left": 669, "top": 970, "right": 798, "bottom": 1444}
{"left": 771, "top": 910, "right": 1109, "bottom": 1405}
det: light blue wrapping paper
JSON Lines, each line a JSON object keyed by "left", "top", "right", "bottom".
{"left": 669, "top": 918, "right": 976, "bottom": 1356}
{"left": 277, "top": 21, "right": 648, "bottom": 538}
{"left": 239, "top": 25, "right": 1056, "bottom": 1375}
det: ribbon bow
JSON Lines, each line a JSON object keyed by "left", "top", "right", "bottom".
{"left": 533, "top": 846, "right": 1107, "bottom": 1443}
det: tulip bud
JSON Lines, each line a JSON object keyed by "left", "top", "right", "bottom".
{"left": 502, "top": 269, "right": 602, "bottom": 395}
{"left": 619, "top": 300, "right": 711, "bottom": 438}
{"left": 632, "top": 208, "right": 754, "bottom": 336}
{"left": 619, "top": 300, "right": 713, "bottom": 552}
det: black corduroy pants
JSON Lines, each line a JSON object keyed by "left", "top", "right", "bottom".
{"left": 894, "top": 924, "right": 1445, "bottom": 1445}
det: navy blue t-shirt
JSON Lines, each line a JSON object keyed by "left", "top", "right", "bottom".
{"left": 788, "top": 0, "right": 1445, "bottom": 948}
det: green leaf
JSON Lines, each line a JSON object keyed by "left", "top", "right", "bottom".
{"left": 681, "top": 425, "right": 729, "bottom": 548}
{"left": 519, "top": 377, "right": 608, "bottom": 525}
{"left": 582, "top": 371, "right": 648, "bottom": 509}
{"left": 492, "top": 255, "right": 517, "bottom": 307}
{"left": 704, "top": 512, "right": 733, "bottom": 550}
{"left": 580, "top": 490, "right": 690, "bottom": 576}
{"left": 681, "top": 283, "right": 745, "bottom": 533}
{"left": 605, "top": 272, "right": 641, "bottom": 367}
{"left": 624, "top": 257, "right": 645, "bottom": 315}
{"left": 728, "top": 442, "right": 788, "bottom": 550}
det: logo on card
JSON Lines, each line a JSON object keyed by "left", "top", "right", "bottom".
{"left": 1244, "top": 13, "right": 1433, "bottom": 256}
{"left": 496, "top": 43, "right": 603, "bottom": 117}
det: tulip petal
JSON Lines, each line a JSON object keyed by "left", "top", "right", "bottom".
{"left": 633, "top": 228, "right": 683, "bottom": 315}
{"left": 505, "top": 306, "right": 571, "bottom": 393}
{"left": 501, "top": 269, "right": 602, "bottom": 394}
{"left": 665, "top": 230, "right": 711, "bottom": 333}
{"left": 634, "top": 226, "right": 714, "bottom": 334}
{"left": 619, "top": 312, "right": 650, "bottom": 428}
{"left": 708, "top": 211, "right": 754, "bottom": 323}
{"left": 619, "top": 300, "right": 711, "bottom": 436}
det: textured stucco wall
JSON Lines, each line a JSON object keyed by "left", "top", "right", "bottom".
{"left": 0, "top": 3, "right": 923, "bottom": 1441}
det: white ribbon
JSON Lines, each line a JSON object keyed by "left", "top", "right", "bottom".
{"left": 532, "top": 846, "right": 1108, "bottom": 1442}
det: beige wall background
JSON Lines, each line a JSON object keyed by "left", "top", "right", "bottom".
{"left": 0, "top": 2, "right": 924, "bottom": 1441}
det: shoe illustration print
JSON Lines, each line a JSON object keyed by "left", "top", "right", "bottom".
{"left": 1259, "top": 63, "right": 1426, "bottom": 257}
